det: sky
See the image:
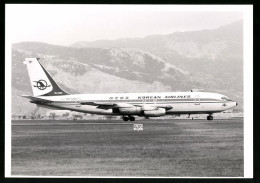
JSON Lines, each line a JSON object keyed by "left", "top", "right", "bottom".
{"left": 6, "top": 5, "right": 244, "bottom": 46}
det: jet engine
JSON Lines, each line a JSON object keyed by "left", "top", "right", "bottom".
{"left": 143, "top": 108, "right": 166, "bottom": 117}
{"left": 118, "top": 107, "right": 142, "bottom": 115}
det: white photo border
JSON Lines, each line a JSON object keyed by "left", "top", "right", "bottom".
{"left": 5, "top": 4, "right": 253, "bottom": 178}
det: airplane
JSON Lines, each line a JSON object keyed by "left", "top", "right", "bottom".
{"left": 22, "top": 58, "right": 238, "bottom": 121}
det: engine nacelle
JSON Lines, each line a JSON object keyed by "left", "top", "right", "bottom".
{"left": 165, "top": 105, "right": 173, "bottom": 110}
{"left": 118, "top": 107, "right": 142, "bottom": 115}
{"left": 114, "top": 103, "right": 135, "bottom": 108}
{"left": 141, "top": 106, "right": 157, "bottom": 111}
{"left": 143, "top": 108, "right": 166, "bottom": 117}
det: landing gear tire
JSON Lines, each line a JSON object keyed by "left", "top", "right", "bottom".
{"left": 207, "top": 115, "right": 213, "bottom": 120}
{"left": 123, "top": 117, "right": 129, "bottom": 121}
{"left": 129, "top": 116, "right": 135, "bottom": 121}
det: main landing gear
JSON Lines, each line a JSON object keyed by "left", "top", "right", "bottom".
{"left": 207, "top": 115, "right": 213, "bottom": 120}
{"left": 123, "top": 116, "right": 135, "bottom": 121}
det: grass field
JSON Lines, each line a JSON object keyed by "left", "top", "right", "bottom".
{"left": 11, "top": 119, "right": 243, "bottom": 177}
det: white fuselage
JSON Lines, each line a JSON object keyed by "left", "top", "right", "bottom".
{"left": 35, "top": 92, "right": 237, "bottom": 116}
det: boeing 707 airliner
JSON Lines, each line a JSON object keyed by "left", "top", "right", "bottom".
{"left": 22, "top": 58, "right": 237, "bottom": 121}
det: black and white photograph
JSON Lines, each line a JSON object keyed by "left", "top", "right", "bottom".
{"left": 5, "top": 4, "right": 253, "bottom": 178}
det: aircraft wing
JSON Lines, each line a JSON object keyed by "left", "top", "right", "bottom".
{"left": 80, "top": 101, "right": 114, "bottom": 106}
{"left": 81, "top": 101, "right": 136, "bottom": 109}
{"left": 96, "top": 105, "right": 115, "bottom": 110}
{"left": 80, "top": 101, "right": 173, "bottom": 111}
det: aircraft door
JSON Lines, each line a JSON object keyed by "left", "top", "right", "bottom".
{"left": 76, "top": 98, "right": 81, "bottom": 107}
{"left": 194, "top": 95, "right": 200, "bottom": 105}
{"left": 153, "top": 97, "right": 157, "bottom": 104}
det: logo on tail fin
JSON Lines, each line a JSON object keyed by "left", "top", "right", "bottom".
{"left": 33, "top": 80, "right": 51, "bottom": 90}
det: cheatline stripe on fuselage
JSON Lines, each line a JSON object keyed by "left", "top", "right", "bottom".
{"left": 39, "top": 98, "right": 226, "bottom": 103}
{"left": 44, "top": 99, "right": 230, "bottom": 104}
{"left": 53, "top": 102, "right": 229, "bottom": 105}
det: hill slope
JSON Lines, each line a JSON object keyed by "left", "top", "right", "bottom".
{"left": 72, "top": 20, "right": 243, "bottom": 92}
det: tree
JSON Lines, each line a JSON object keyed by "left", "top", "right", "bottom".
{"left": 49, "top": 112, "right": 56, "bottom": 119}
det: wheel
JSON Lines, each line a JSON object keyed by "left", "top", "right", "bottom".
{"left": 129, "top": 116, "right": 135, "bottom": 121}
{"left": 123, "top": 117, "right": 129, "bottom": 121}
{"left": 207, "top": 115, "right": 213, "bottom": 120}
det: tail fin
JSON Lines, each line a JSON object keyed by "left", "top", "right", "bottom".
{"left": 23, "top": 58, "right": 69, "bottom": 97}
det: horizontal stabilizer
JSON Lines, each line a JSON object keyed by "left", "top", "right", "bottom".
{"left": 21, "top": 95, "right": 52, "bottom": 103}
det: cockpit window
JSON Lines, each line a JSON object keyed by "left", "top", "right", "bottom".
{"left": 221, "top": 96, "right": 232, "bottom": 101}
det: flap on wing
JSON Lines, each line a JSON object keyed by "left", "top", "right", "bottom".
{"left": 21, "top": 95, "right": 52, "bottom": 103}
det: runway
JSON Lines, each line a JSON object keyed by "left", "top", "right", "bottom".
{"left": 11, "top": 118, "right": 243, "bottom": 177}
